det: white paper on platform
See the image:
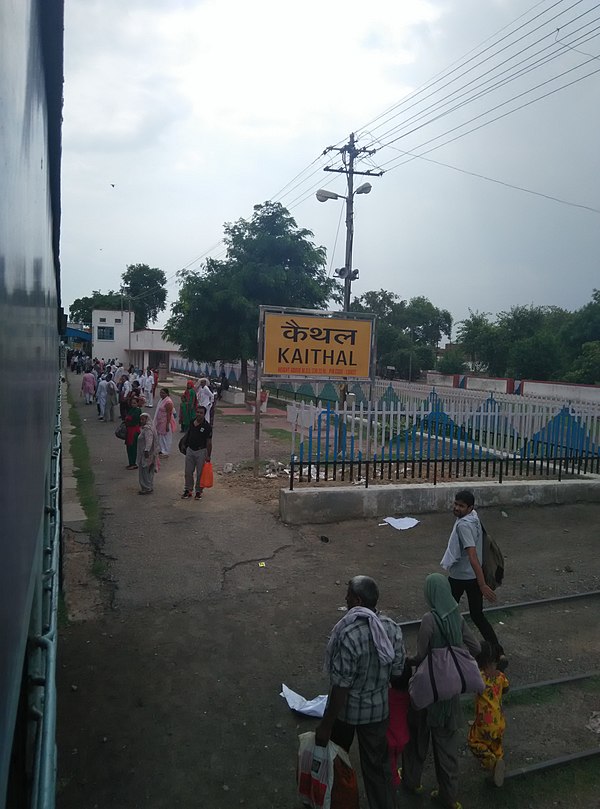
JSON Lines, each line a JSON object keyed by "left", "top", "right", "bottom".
{"left": 280, "top": 683, "right": 328, "bottom": 717}
{"left": 383, "top": 517, "right": 420, "bottom": 530}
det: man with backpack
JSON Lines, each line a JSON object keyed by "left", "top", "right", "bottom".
{"left": 441, "top": 489, "right": 507, "bottom": 669}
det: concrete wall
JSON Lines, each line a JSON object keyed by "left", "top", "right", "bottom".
{"left": 91, "top": 309, "right": 133, "bottom": 360}
{"left": 426, "top": 372, "right": 455, "bottom": 387}
{"left": 279, "top": 479, "right": 600, "bottom": 524}
{"left": 467, "top": 376, "right": 508, "bottom": 394}
{"left": 522, "top": 379, "right": 600, "bottom": 403}
{"left": 129, "top": 329, "right": 181, "bottom": 352}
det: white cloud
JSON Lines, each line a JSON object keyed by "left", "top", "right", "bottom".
{"left": 61, "top": 0, "right": 600, "bottom": 327}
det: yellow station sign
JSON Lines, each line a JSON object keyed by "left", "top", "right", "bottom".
{"left": 263, "top": 312, "right": 373, "bottom": 378}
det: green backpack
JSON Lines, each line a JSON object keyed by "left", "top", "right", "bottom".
{"left": 481, "top": 522, "right": 505, "bottom": 590}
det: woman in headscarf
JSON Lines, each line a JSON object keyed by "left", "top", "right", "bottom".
{"left": 137, "top": 413, "right": 159, "bottom": 494}
{"left": 179, "top": 380, "right": 197, "bottom": 432}
{"left": 401, "top": 573, "right": 480, "bottom": 809}
{"left": 154, "top": 387, "right": 176, "bottom": 456}
{"left": 124, "top": 395, "right": 142, "bottom": 470}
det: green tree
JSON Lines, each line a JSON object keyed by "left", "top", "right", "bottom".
{"left": 69, "top": 290, "right": 122, "bottom": 325}
{"left": 165, "top": 202, "right": 337, "bottom": 387}
{"left": 437, "top": 346, "right": 467, "bottom": 375}
{"left": 120, "top": 263, "right": 167, "bottom": 330}
{"left": 567, "top": 290, "right": 600, "bottom": 350}
{"left": 404, "top": 296, "right": 452, "bottom": 347}
{"left": 564, "top": 341, "right": 600, "bottom": 384}
{"left": 456, "top": 310, "right": 496, "bottom": 372}
{"left": 352, "top": 290, "right": 451, "bottom": 379}
{"left": 457, "top": 305, "right": 572, "bottom": 379}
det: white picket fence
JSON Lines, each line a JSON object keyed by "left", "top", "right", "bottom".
{"left": 286, "top": 393, "right": 600, "bottom": 463}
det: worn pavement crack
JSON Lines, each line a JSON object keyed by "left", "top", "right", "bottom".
{"left": 222, "top": 543, "right": 292, "bottom": 574}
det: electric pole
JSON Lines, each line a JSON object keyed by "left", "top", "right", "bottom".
{"left": 323, "top": 133, "right": 382, "bottom": 312}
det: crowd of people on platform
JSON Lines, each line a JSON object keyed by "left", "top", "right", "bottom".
{"left": 316, "top": 491, "right": 508, "bottom": 809}
{"left": 69, "top": 354, "right": 218, "bottom": 498}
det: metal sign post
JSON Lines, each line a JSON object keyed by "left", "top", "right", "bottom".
{"left": 253, "top": 309, "right": 266, "bottom": 476}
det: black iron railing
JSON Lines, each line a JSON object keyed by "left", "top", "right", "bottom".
{"left": 288, "top": 452, "right": 600, "bottom": 490}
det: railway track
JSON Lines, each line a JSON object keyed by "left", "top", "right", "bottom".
{"left": 398, "top": 590, "right": 600, "bottom": 782}
{"left": 503, "top": 671, "right": 600, "bottom": 780}
{"left": 397, "top": 588, "right": 600, "bottom": 629}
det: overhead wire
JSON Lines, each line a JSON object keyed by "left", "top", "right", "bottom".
{"left": 376, "top": 55, "right": 600, "bottom": 171}
{"left": 362, "top": 9, "right": 600, "bottom": 150}
{"left": 327, "top": 204, "right": 345, "bottom": 277}
{"left": 356, "top": 0, "right": 582, "bottom": 138}
{"left": 142, "top": 0, "right": 600, "bottom": 300}
{"left": 379, "top": 144, "right": 600, "bottom": 214}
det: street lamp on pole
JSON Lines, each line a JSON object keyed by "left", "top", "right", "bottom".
{"left": 316, "top": 181, "right": 372, "bottom": 312}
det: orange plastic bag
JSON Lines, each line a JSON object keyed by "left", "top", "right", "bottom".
{"left": 199, "top": 461, "right": 214, "bottom": 489}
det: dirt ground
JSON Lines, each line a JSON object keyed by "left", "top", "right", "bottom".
{"left": 57, "top": 382, "right": 600, "bottom": 809}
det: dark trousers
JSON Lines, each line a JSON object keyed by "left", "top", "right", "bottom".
{"left": 331, "top": 718, "right": 394, "bottom": 809}
{"left": 449, "top": 577, "right": 502, "bottom": 653}
{"left": 402, "top": 706, "right": 459, "bottom": 807}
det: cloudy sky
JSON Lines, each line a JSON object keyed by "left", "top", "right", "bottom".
{"left": 60, "top": 0, "right": 600, "bottom": 332}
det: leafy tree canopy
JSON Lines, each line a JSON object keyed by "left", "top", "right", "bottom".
{"left": 564, "top": 341, "right": 600, "bottom": 385}
{"left": 69, "top": 290, "right": 122, "bottom": 326}
{"left": 69, "top": 264, "right": 167, "bottom": 330}
{"left": 455, "top": 302, "right": 589, "bottom": 382}
{"left": 120, "top": 263, "right": 167, "bottom": 330}
{"left": 352, "top": 289, "right": 452, "bottom": 379}
{"left": 164, "top": 202, "right": 338, "bottom": 386}
{"left": 437, "top": 346, "right": 467, "bottom": 375}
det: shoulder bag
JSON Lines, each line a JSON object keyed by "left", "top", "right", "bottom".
{"left": 178, "top": 428, "right": 190, "bottom": 455}
{"left": 409, "top": 614, "right": 483, "bottom": 710}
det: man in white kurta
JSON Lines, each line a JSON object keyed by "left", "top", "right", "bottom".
{"left": 195, "top": 378, "right": 215, "bottom": 423}
{"left": 142, "top": 371, "right": 154, "bottom": 407}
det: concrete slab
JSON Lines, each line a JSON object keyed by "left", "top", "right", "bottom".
{"left": 279, "top": 478, "right": 600, "bottom": 524}
{"left": 63, "top": 502, "right": 86, "bottom": 523}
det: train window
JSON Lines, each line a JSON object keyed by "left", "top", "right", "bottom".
{"left": 115, "top": 318, "right": 122, "bottom": 323}
{"left": 99, "top": 317, "right": 107, "bottom": 322}
{"left": 97, "top": 326, "right": 115, "bottom": 340}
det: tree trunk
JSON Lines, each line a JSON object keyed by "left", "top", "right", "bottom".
{"left": 240, "top": 357, "right": 248, "bottom": 392}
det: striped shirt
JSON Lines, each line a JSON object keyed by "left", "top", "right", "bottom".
{"left": 329, "top": 614, "right": 406, "bottom": 725}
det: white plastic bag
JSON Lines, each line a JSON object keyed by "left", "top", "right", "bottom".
{"left": 297, "top": 732, "right": 356, "bottom": 809}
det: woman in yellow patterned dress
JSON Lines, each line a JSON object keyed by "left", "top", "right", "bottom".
{"left": 468, "top": 641, "right": 509, "bottom": 786}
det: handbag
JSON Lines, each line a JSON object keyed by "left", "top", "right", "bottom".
{"left": 409, "top": 615, "right": 484, "bottom": 710}
{"left": 114, "top": 421, "right": 127, "bottom": 441}
{"left": 178, "top": 431, "right": 189, "bottom": 455}
{"left": 199, "top": 461, "right": 214, "bottom": 489}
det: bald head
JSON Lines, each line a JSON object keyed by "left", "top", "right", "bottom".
{"left": 347, "top": 575, "right": 379, "bottom": 609}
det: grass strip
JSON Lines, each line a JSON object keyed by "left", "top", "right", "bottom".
{"left": 67, "top": 388, "right": 102, "bottom": 538}
{"left": 263, "top": 427, "right": 293, "bottom": 442}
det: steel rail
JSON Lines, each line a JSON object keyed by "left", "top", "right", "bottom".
{"left": 505, "top": 747, "right": 600, "bottom": 780}
{"left": 458, "top": 670, "right": 600, "bottom": 702}
{"left": 397, "top": 589, "right": 600, "bottom": 629}
{"left": 506, "top": 670, "right": 600, "bottom": 695}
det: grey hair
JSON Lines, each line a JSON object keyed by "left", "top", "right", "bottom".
{"left": 348, "top": 575, "right": 379, "bottom": 608}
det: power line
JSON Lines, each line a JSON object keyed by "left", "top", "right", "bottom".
{"left": 363, "top": 10, "right": 600, "bottom": 150}
{"left": 376, "top": 54, "right": 600, "bottom": 165}
{"left": 327, "top": 204, "right": 345, "bottom": 277}
{"left": 357, "top": 0, "right": 584, "bottom": 139}
{"left": 381, "top": 144, "right": 600, "bottom": 214}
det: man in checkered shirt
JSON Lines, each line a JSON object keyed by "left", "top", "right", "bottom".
{"left": 316, "top": 575, "right": 406, "bottom": 809}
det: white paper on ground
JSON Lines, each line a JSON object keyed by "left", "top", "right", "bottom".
{"left": 383, "top": 516, "right": 420, "bottom": 530}
{"left": 280, "top": 683, "right": 327, "bottom": 717}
